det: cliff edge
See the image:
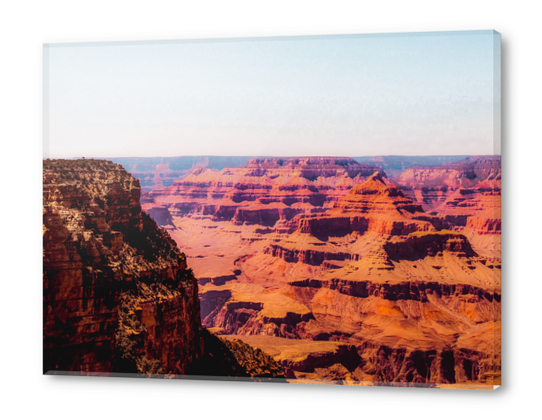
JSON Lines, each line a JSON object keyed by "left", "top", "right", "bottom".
{"left": 43, "top": 159, "right": 284, "bottom": 380}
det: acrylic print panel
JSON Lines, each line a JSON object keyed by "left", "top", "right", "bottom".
{"left": 43, "top": 30, "right": 501, "bottom": 389}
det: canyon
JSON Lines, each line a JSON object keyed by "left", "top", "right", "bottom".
{"left": 43, "top": 155, "right": 500, "bottom": 388}
{"left": 142, "top": 155, "right": 501, "bottom": 388}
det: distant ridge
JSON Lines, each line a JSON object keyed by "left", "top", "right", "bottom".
{"left": 98, "top": 155, "right": 489, "bottom": 192}
{"left": 354, "top": 155, "right": 473, "bottom": 177}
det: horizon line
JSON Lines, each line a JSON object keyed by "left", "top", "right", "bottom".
{"left": 44, "top": 153, "right": 500, "bottom": 160}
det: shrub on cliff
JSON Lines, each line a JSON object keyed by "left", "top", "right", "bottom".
{"left": 188, "top": 329, "right": 286, "bottom": 381}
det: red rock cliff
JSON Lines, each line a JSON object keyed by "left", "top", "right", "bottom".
{"left": 43, "top": 159, "right": 204, "bottom": 375}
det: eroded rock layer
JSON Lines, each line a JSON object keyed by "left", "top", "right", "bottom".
{"left": 43, "top": 159, "right": 284, "bottom": 380}
{"left": 145, "top": 157, "right": 382, "bottom": 224}
{"left": 142, "top": 156, "right": 501, "bottom": 388}
{"left": 43, "top": 159, "right": 204, "bottom": 374}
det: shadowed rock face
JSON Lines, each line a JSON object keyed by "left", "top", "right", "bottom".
{"left": 187, "top": 330, "right": 285, "bottom": 381}
{"left": 145, "top": 205, "right": 176, "bottom": 229}
{"left": 43, "top": 159, "right": 284, "bottom": 380}
{"left": 43, "top": 159, "right": 204, "bottom": 375}
{"left": 383, "top": 231, "right": 477, "bottom": 261}
{"left": 139, "top": 156, "right": 501, "bottom": 388}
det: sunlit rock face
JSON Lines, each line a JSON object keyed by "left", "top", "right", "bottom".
{"left": 147, "top": 156, "right": 500, "bottom": 387}
{"left": 43, "top": 159, "right": 204, "bottom": 375}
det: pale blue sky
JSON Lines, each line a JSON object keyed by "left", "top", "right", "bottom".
{"left": 44, "top": 30, "right": 500, "bottom": 158}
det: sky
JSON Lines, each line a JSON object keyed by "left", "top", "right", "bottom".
{"left": 44, "top": 30, "right": 500, "bottom": 159}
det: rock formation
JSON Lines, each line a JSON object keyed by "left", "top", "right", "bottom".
{"left": 394, "top": 156, "right": 501, "bottom": 212}
{"left": 148, "top": 157, "right": 382, "bottom": 225}
{"left": 148, "top": 156, "right": 500, "bottom": 388}
{"left": 43, "top": 159, "right": 284, "bottom": 380}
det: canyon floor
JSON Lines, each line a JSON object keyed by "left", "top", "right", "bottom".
{"left": 139, "top": 156, "right": 501, "bottom": 388}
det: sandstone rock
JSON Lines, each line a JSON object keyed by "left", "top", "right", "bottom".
{"left": 141, "top": 156, "right": 501, "bottom": 387}
{"left": 43, "top": 159, "right": 204, "bottom": 375}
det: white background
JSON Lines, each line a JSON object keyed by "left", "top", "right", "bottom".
{"left": 1, "top": 1, "right": 539, "bottom": 419}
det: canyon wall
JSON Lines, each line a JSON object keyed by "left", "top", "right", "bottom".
{"left": 43, "top": 159, "right": 204, "bottom": 374}
{"left": 43, "top": 159, "right": 284, "bottom": 380}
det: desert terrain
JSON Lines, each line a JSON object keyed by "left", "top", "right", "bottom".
{"left": 137, "top": 156, "right": 501, "bottom": 387}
